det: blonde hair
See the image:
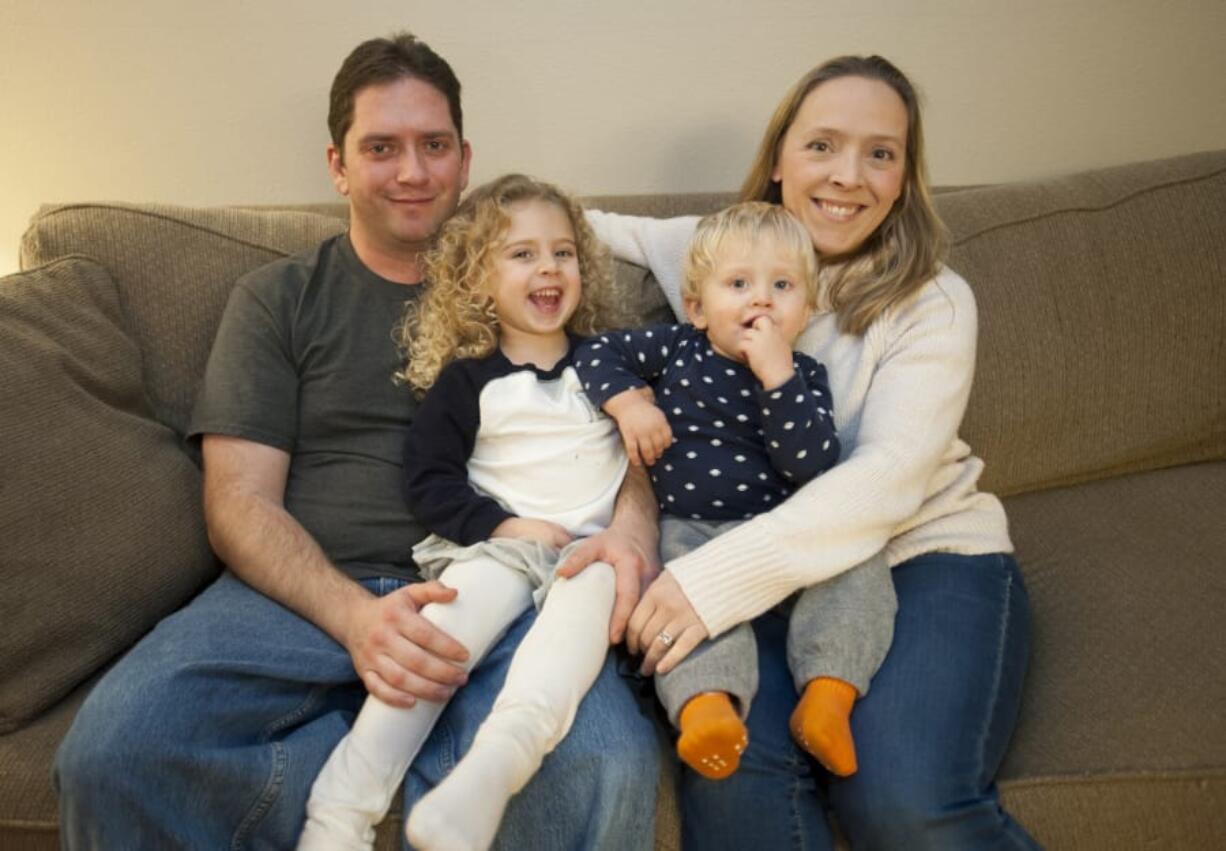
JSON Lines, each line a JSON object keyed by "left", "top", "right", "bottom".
{"left": 396, "top": 173, "right": 617, "bottom": 393}
{"left": 683, "top": 201, "right": 820, "bottom": 308}
{"left": 740, "top": 55, "right": 948, "bottom": 335}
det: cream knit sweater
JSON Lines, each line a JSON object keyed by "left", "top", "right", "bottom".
{"left": 587, "top": 210, "right": 1012, "bottom": 638}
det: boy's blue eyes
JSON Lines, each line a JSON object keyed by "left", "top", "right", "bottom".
{"left": 727, "top": 278, "right": 794, "bottom": 290}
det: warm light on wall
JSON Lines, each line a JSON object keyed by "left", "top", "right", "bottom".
{"left": 1, "top": 244, "right": 20, "bottom": 279}
{"left": 2, "top": 202, "right": 36, "bottom": 276}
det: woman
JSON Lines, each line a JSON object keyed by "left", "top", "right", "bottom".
{"left": 587, "top": 55, "right": 1038, "bottom": 849}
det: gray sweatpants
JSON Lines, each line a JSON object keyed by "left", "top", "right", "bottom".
{"left": 655, "top": 517, "right": 897, "bottom": 726}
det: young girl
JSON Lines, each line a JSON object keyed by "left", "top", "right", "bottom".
{"left": 298, "top": 173, "right": 630, "bottom": 851}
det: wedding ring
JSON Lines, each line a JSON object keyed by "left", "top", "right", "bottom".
{"left": 657, "top": 630, "right": 675, "bottom": 648}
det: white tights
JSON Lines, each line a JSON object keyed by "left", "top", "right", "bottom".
{"left": 296, "top": 558, "right": 615, "bottom": 851}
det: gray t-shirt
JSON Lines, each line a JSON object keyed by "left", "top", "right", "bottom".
{"left": 188, "top": 234, "right": 424, "bottom": 580}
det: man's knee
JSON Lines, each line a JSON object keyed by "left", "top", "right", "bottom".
{"left": 54, "top": 691, "right": 149, "bottom": 809}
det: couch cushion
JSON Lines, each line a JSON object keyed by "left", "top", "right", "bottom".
{"left": 997, "top": 460, "right": 1226, "bottom": 845}
{"left": 1002, "top": 460, "right": 1226, "bottom": 776}
{"left": 18, "top": 201, "right": 681, "bottom": 434}
{"left": 0, "top": 679, "right": 89, "bottom": 848}
{"left": 0, "top": 257, "right": 216, "bottom": 732}
{"left": 1001, "top": 772, "right": 1226, "bottom": 851}
{"left": 940, "top": 150, "right": 1226, "bottom": 496}
{"left": 20, "top": 204, "right": 349, "bottom": 435}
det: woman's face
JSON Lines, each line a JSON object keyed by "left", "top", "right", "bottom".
{"left": 772, "top": 76, "right": 909, "bottom": 258}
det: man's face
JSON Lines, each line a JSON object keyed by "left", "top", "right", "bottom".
{"left": 327, "top": 77, "right": 471, "bottom": 276}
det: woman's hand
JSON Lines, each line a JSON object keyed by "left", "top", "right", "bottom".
{"left": 491, "top": 517, "right": 574, "bottom": 549}
{"left": 557, "top": 463, "right": 662, "bottom": 643}
{"left": 557, "top": 525, "right": 660, "bottom": 643}
{"left": 627, "top": 571, "right": 709, "bottom": 675}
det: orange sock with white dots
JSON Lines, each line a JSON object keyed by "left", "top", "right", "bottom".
{"left": 676, "top": 692, "right": 749, "bottom": 780}
{"left": 789, "top": 676, "right": 859, "bottom": 776}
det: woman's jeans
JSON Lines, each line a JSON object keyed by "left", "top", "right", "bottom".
{"left": 53, "top": 570, "right": 659, "bottom": 850}
{"left": 679, "top": 551, "right": 1039, "bottom": 851}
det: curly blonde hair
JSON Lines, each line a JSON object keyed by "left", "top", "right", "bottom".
{"left": 396, "top": 173, "right": 619, "bottom": 393}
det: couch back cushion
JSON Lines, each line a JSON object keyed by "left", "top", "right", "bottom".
{"left": 591, "top": 155, "right": 1226, "bottom": 497}
{"left": 19, "top": 201, "right": 682, "bottom": 430}
{"left": 21, "top": 204, "right": 348, "bottom": 435}
{"left": 19, "top": 154, "right": 1225, "bottom": 503}
{"left": 939, "top": 150, "right": 1226, "bottom": 495}
{"left": 0, "top": 257, "right": 217, "bottom": 732}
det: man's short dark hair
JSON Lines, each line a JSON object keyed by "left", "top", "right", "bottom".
{"left": 328, "top": 32, "right": 463, "bottom": 155}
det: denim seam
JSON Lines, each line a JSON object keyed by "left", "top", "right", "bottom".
{"left": 232, "top": 683, "right": 331, "bottom": 848}
{"left": 260, "top": 682, "right": 331, "bottom": 741}
{"left": 975, "top": 554, "right": 1012, "bottom": 792}
{"left": 439, "top": 718, "right": 458, "bottom": 774}
{"left": 231, "top": 740, "right": 287, "bottom": 850}
{"left": 787, "top": 749, "right": 810, "bottom": 851}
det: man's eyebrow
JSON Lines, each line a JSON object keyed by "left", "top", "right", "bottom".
{"left": 355, "top": 130, "right": 458, "bottom": 144}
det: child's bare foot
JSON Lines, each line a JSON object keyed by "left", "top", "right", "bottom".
{"left": 789, "top": 676, "right": 858, "bottom": 776}
{"left": 677, "top": 692, "right": 748, "bottom": 780}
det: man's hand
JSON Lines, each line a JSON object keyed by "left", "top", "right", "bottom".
{"left": 626, "top": 571, "right": 709, "bottom": 676}
{"left": 556, "top": 465, "right": 660, "bottom": 642}
{"left": 557, "top": 526, "right": 660, "bottom": 643}
{"left": 603, "top": 388, "right": 674, "bottom": 467}
{"left": 741, "top": 316, "right": 796, "bottom": 391}
{"left": 341, "top": 580, "right": 472, "bottom": 708}
{"left": 491, "top": 517, "right": 574, "bottom": 549}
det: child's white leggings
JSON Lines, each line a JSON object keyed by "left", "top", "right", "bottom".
{"left": 296, "top": 556, "right": 615, "bottom": 851}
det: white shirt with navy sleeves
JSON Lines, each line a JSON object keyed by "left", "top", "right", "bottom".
{"left": 403, "top": 343, "right": 627, "bottom": 546}
{"left": 575, "top": 324, "right": 839, "bottom": 521}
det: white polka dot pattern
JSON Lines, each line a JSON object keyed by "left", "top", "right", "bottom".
{"left": 574, "top": 325, "right": 839, "bottom": 521}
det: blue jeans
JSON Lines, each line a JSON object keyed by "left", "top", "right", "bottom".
{"left": 679, "top": 552, "right": 1038, "bottom": 851}
{"left": 54, "top": 571, "right": 659, "bottom": 850}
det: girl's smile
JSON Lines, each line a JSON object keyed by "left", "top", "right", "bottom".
{"left": 489, "top": 199, "right": 582, "bottom": 367}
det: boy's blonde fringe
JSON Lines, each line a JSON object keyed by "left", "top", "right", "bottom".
{"left": 682, "top": 201, "right": 821, "bottom": 308}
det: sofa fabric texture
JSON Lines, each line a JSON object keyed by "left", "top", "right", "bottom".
{"left": 0, "top": 258, "right": 214, "bottom": 733}
{"left": 2, "top": 150, "right": 1224, "bottom": 849}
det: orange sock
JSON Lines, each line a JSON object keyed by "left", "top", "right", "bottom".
{"left": 677, "top": 692, "right": 748, "bottom": 780}
{"left": 789, "top": 677, "right": 859, "bottom": 776}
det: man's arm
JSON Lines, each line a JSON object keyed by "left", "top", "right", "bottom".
{"left": 557, "top": 463, "right": 661, "bottom": 643}
{"left": 201, "top": 434, "right": 470, "bottom": 707}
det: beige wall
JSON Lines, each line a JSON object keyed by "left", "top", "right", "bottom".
{"left": 3, "top": 0, "right": 1225, "bottom": 276}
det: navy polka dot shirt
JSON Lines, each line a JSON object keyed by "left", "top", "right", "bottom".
{"left": 576, "top": 324, "right": 839, "bottom": 521}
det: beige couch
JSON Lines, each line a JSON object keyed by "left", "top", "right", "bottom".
{"left": 2, "top": 150, "right": 1224, "bottom": 850}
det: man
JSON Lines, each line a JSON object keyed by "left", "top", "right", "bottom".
{"left": 54, "top": 32, "right": 660, "bottom": 849}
